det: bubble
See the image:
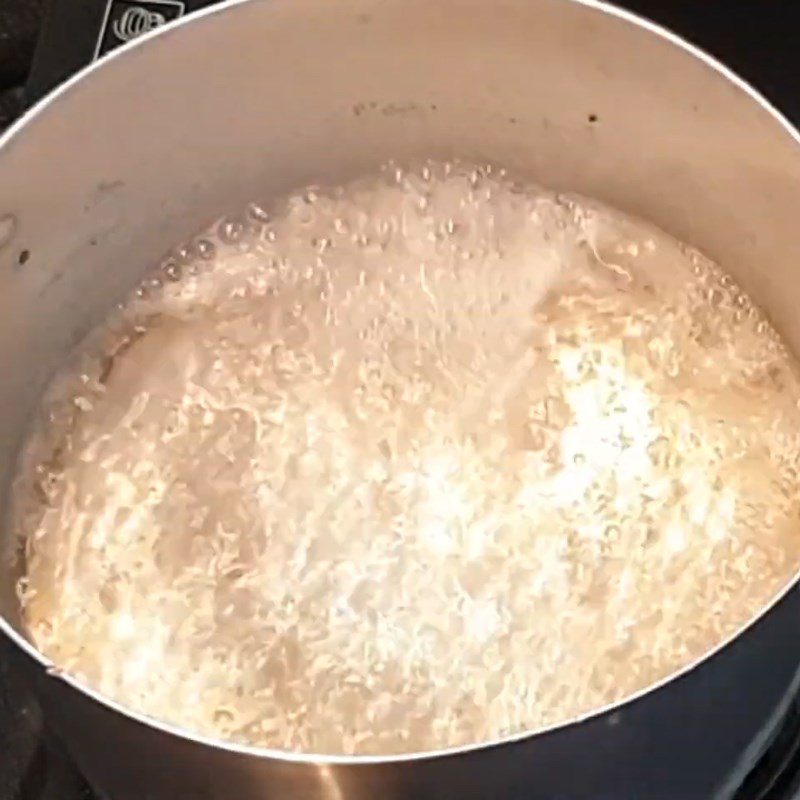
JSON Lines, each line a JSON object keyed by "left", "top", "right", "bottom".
{"left": 196, "top": 239, "right": 216, "bottom": 261}
{"left": 161, "top": 260, "right": 181, "bottom": 281}
{"left": 246, "top": 202, "right": 270, "bottom": 223}
{"left": 218, "top": 218, "right": 245, "bottom": 244}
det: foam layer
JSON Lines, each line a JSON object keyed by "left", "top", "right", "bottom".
{"left": 13, "top": 162, "right": 800, "bottom": 754}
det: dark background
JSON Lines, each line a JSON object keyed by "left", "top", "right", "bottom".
{"left": 0, "top": 0, "right": 42, "bottom": 128}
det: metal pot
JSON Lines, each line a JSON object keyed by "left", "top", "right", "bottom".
{"left": 2, "top": 1, "right": 800, "bottom": 798}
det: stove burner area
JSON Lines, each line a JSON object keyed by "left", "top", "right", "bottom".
{"left": 0, "top": 638, "right": 92, "bottom": 799}
{"left": 3, "top": 1, "right": 800, "bottom": 798}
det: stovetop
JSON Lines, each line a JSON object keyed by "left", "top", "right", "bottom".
{"left": 2, "top": 1, "right": 800, "bottom": 798}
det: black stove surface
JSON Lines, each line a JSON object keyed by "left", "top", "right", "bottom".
{"left": 3, "top": 1, "right": 800, "bottom": 798}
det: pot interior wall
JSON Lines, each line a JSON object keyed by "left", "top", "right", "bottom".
{"left": 1, "top": 0, "right": 800, "bottom": 635}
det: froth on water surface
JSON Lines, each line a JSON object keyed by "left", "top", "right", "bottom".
{"left": 12, "top": 161, "right": 800, "bottom": 755}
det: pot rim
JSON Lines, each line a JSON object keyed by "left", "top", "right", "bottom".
{"left": 2, "top": 0, "right": 800, "bottom": 767}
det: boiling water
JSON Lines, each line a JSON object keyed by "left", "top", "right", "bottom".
{"left": 13, "top": 162, "right": 800, "bottom": 755}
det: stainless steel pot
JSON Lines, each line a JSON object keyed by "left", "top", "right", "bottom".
{"left": 3, "top": 1, "right": 800, "bottom": 798}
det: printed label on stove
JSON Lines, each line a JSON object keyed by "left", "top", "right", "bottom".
{"left": 95, "top": 0, "right": 186, "bottom": 58}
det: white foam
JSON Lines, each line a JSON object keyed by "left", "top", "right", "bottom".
{"left": 13, "top": 161, "right": 800, "bottom": 755}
